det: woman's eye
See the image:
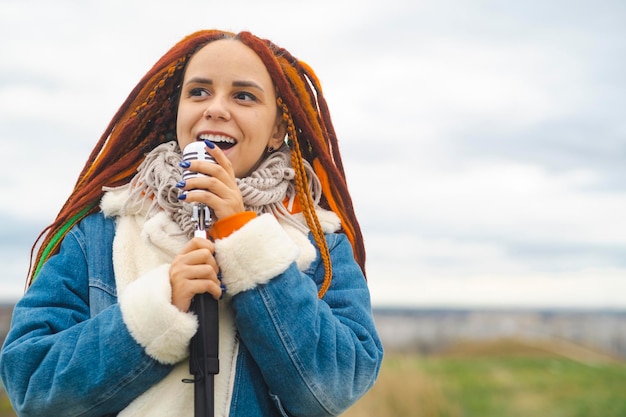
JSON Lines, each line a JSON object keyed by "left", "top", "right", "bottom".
{"left": 234, "top": 91, "right": 257, "bottom": 102}
{"left": 189, "top": 87, "right": 208, "bottom": 97}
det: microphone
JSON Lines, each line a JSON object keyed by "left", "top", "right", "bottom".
{"left": 181, "top": 141, "right": 219, "bottom": 417}
{"left": 182, "top": 141, "right": 217, "bottom": 237}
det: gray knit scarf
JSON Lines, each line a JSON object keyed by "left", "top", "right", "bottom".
{"left": 105, "top": 141, "right": 321, "bottom": 238}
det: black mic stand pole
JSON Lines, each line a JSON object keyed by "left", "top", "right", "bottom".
{"left": 188, "top": 203, "right": 219, "bottom": 417}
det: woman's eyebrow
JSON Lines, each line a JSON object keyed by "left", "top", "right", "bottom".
{"left": 232, "top": 80, "right": 264, "bottom": 92}
{"left": 184, "top": 77, "right": 212, "bottom": 86}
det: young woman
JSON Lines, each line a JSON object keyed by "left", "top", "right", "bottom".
{"left": 0, "top": 30, "right": 383, "bottom": 417}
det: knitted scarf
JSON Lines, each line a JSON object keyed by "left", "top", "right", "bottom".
{"left": 104, "top": 141, "right": 321, "bottom": 237}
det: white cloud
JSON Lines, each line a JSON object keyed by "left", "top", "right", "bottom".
{"left": 367, "top": 266, "right": 626, "bottom": 309}
{"left": 350, "top": 158, "right": 626, "bottom": 244}
{"left": 364, "top": 227, "right": 626, "bottom": 308}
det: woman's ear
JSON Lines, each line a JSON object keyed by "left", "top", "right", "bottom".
{"left": 270, "top": 118, "right": 288, "bottom": 148}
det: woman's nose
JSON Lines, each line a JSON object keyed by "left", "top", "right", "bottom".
{"left": 203, "top": 97, "right": 230, "bottom": 120}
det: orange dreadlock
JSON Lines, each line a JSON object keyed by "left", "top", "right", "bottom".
{"left": 28, "top": 30, "right": 366, "bottom": 298}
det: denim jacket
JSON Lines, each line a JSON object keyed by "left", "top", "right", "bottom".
{"left": 0, "top": 208, "right": 383, "bottom": 417}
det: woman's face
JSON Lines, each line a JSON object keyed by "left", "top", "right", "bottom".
{"left": 176, "top": 39, "right": 285, "bottom": 177}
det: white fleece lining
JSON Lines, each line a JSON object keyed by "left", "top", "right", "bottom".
{"left": 142, "top": 211, "right": 190, "bottom": 261}
{"left": 215, "top": 213, "right": 300, "bottom": 295}
{"left": 282, "top": 223, "right": 317, "bottom": 271}
{"left": 117, "top": 361, "right": 193, "bottom": 417}
{"left": 118, "top": 265, "right": 198, "bottom": 365}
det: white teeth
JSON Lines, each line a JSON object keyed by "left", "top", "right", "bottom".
{"left": 198, "top": 134, "right": 235, "bottom": 144}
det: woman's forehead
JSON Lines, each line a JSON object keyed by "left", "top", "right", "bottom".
{"left": 184, "top": 39, "right": 272, "bottom": 85}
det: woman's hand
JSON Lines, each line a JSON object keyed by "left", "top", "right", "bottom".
{"left": 169, "top": 237, "right": 222, "bottom": 312}
{"left": 179, "top": 141, "right": 245, "bottom": 221}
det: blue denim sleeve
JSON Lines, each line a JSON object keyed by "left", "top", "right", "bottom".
{"left": 0, "top": 219, "right": 171, "bottom": 417}
{"left": 231, "top": 233, "right": 384, "bottom": 416}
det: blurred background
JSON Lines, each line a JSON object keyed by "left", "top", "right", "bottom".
{"left": 1, "top": 0, "right": 625, "bottom": 415}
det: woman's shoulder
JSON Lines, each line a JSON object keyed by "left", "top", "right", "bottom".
{"left": 70, "top": 211, "right": 116, "bottom": 242}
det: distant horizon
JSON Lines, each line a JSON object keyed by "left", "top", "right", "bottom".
{"left": 1, "top": 298, "right": 624, "bottom": 313}
{"left": 372, "top": 304, "right": 626, "bottom": 313}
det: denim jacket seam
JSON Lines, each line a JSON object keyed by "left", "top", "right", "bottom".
{"left": 68, "top": 226, "right": 89, "bottom": 261}
{"left": 88, "top": 278, "right": 117, "bottom": 297}
{"left": 75, "top": 355, "right": 157, "bottom": 417}
{"left": 258, "top": 285, "right": 335, "bottom": 415}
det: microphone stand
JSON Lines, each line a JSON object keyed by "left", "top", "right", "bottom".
{"left": 188, "top": 203, "right": 219, "bottom": 417}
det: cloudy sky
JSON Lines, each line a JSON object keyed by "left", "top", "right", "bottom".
{"left": 1, "top": 0, "right": 625, "bottom": 309}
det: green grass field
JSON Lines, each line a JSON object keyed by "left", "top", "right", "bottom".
{"left": 2, "top": 338, "right": 625, "bottom": 417}
{"left": 344, "top": 338, "right": 626, "bottom": 417}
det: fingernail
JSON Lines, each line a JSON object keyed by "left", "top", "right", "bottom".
{"left": 179, "top": 160, "right": 191, "bottom": 168}
{"left": 204, "top": 140, "right": 215, "bottom": 149}
{"left": 175, "top": 180, "right": 186, "bottom": 188}
{"left": 178, "top": 193, "right": 187, "bottom": 200}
